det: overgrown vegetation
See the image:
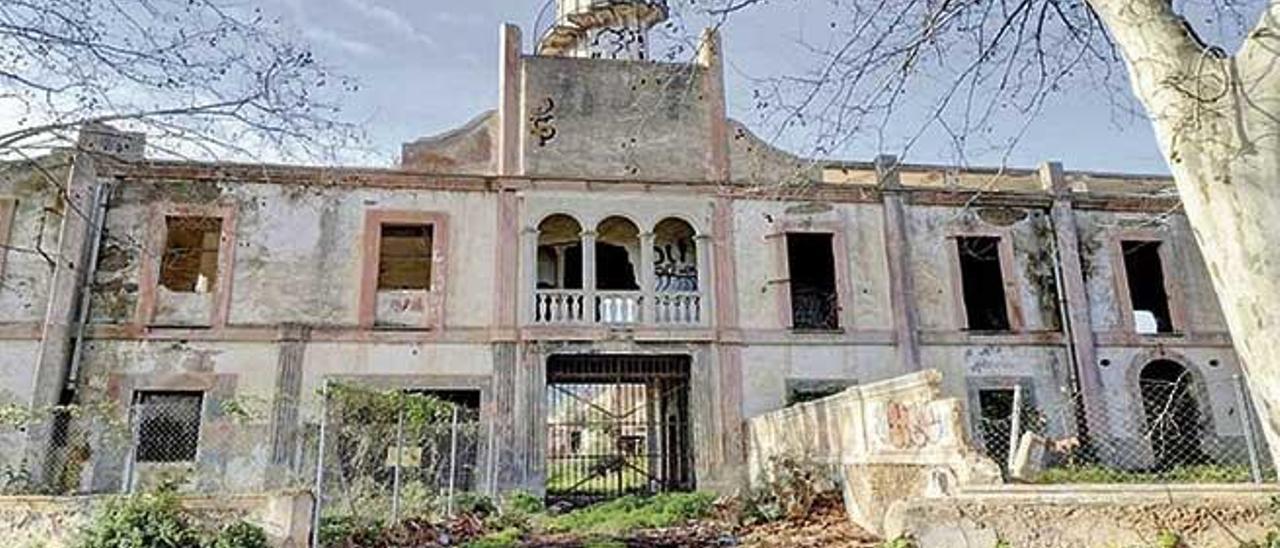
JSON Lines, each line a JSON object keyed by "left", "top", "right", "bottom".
{"left": 543, "top": 493, "right": 716, "bottom": 536}
{"left": 75, "top": 485, "right": 268, "bottom": 548}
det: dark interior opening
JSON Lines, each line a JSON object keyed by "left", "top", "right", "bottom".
{"left": 786, "top": 233, "right": 839, "bottom": 330}
{"left": 957, "top": 236, "right": 1011, "bottom": 331}
{"left": 595, "top": 243, "right": 639, "bottom": 290}
{"left": 134, "top": 391, "right": 203, "bottom": 463}
{"left": 1139, "top": 360, "right": 1206, "bottom": 469}
{"left": 1121, "top": 240, "right": 1174, "bottom": 333}
{"left": 378, "top": 224, "right": 434, "bottom": 290}
{"left": 977, "top": 389, "right": 1016, "bottom": 472}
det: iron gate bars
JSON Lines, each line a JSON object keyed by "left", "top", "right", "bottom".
{"left": 545, "top": 354, "right": 693, "bottom": 504}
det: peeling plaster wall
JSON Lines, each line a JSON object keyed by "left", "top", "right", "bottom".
{"left": 731, "top": 199, "right": 894, "bottom": 331}
{"left": 91, "top": 181, "right": 498, "bottom": 327}
{"left": 0, "top": 157, "right": 67, "bottom": 324}
{"left": 903, "top": 205, "right": 1061, "bottom": 332}
{"left": 1075, "top": 210, "right": 1227, "bottom": 333}
{"left": 521, "top": 57, "right": 715, "bottom": 181}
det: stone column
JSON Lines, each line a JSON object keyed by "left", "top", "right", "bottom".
{"left": 581, "top": 230, "right": 597, "bottom": 324}
{"left": 696, "top": 234, "right": 712, "bottom": 326}
{"left": 1041, "top": 161, "right": 1104, "bottom": 438}
{"left": 640, "top": 231, "right": 656, "bottom": 324}
{"left": 519, "top": 227, "right": 539, "bottom": 325}
{"left": 878, "top": 155, "right": 921, "bottom": 372}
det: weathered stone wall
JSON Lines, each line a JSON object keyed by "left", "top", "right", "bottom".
{"left": 885, "top": 484, "right": 1280, "bottom": 548}
{"left": 0, "top": 492, "right": 313, "bottom": 548}
{"left": 521, "top": 56, "right": 716, "bottom": 181}
{"left": 746, "top": 370, "right": 1001, "bottom": 535}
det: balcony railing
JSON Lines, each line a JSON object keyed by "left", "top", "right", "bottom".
{"left": 535, "top": 290, "right": 588, "bottom": 324}
{"left": 653, "top": 292, "right": 701, "bottom": 325}
{"left": 533, "top": 289, "right": 704, "bottom": 327}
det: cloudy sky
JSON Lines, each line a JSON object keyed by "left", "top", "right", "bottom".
{"left": 263, "top": 0, "right": 1179, "bottom": 173}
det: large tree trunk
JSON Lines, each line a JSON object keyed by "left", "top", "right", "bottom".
{"left": 1091, "top": 0, "right": 1280, "bottom": 459}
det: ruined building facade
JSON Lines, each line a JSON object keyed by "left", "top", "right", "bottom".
{"left": 0, "top": 0, "right": 1260, "bottom": 496}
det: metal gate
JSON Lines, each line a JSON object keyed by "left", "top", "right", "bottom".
{"left": 545, "top": 355, "right": 693, "bottom": 504}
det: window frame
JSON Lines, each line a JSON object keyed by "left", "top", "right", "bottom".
{"left": 1111, "top": 231, "right": 1185, "bottom": 336}
{"left": 768, "top": 220, "right": 853, "bottom": 332}
{"left": 947, "top": 229, "right": 1024, "bottom": 333}
{"left": 132, "top": 390, "right": 205, "bottom": 464}
{"left": 136, "top": 203, "right": 237, "bottom": 328}
{"left": 359, "top": 210, "right": 450, "bottom": 329}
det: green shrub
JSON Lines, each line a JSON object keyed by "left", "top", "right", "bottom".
{"left": 546, "top": 492, "right": 715, "bottom": 536}
{"left": 75, "top": 491, "right": 202, "bottom": 548}
{"left": 317, "top": 515, "right": 385, "bottom": 547}
{"left": 206, "top": 521, "right": 268, "bottom": 548}
{"left": 454, "top": 492, "right": 498, "bottom": 518}
{"left": 462, "top": 527, "right": 522, "bottom": 548}
{"left": 879, "top": 536, "right": 918, "bottom": 548}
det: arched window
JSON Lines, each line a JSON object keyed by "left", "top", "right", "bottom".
{"left": 1138, "top": 360, "right": 1207, "bottom": 469}
{"left": 595, "top": 216, "right": 641, "bottom": 291}
{"left": 537, "top": 214, "right": 583, "bottom": 290}
{"left": 653, "top": 218, "right": 697, "bottom": 292}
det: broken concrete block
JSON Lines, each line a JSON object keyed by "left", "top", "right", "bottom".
{"left": 1008, "top": 432, "right": 1047, "bottom": 482}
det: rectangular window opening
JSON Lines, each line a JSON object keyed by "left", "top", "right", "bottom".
{"left": 977, "top": 389, "right": 1015, "bottom": 472}
{"left": 378, "top": 224, "right": 434, "bottom": 290}
{"left": 786, "top": 233, "right": 840, "bottom": 330}
{"left": 134, "top": 391, "right": 203, "bottom": 463}
{"left": 957, "top": 236, "right": 1011, "bottom": 332}
{"left": 1121, "top": 240, "right": 1174, "bottom": 334}
{"left": 400, "top": 388, "right": 481, "bottom": 491}
{"left": 159, "top": 216, "right": 222, "bottom": 293}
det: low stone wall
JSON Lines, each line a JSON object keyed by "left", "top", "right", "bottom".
{"left": 746, "top": 370, "right": 1001, "bottom": 535}
{"left": 885, "top": 484, "right": 1280, "bottom": 548}
{"left": 0, "top": 491, "right": 313, "bottom": 548}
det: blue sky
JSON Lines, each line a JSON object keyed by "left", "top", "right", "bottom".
{"left": 264, "top": 0, "right": 1175, "bottom": 173}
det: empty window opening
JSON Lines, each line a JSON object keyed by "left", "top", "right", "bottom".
{"left": 378, "top": 224, "right": 434, "bottom": 290}
{"left": 1121, "top": 241, "right": 1174, "bottom": 334}
{"left": 596, "top": 243, "right": 638, "bottom": 290}
{"left": 786, "top": 233, "right": 839, "bottom": 330}
{"left": 595, "top": 217, "right": 641, "bottom": 291}
{"left": 1139, "top": 360, "right": 1207, "bottom": 469}
{"left": 134, "top": 391, "right": 203, "bottom": 463}
{"left": 159, "top": 216, "right": 221, "bottom": 293}
{"left": 401, "top": 388, "right": 482, "bottom": 491}
{"left": 957, "top": 237, "right": 1011, "bottom": 331}
{"left": 546, "top": 354, "right": 693, "bottom": 505}
{"left": 537, "top": 214, "right": 585, "bottom": 290}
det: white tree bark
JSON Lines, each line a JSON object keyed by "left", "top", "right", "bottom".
{"left": 1091, "top": 0, "right": 1280, "bottom": 459}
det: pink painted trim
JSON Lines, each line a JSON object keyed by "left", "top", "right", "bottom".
{"left": 768, "top": 218, "right": 855, "bottom": 330}
{"left": 359, "top": 210, "right": 450, "bottom": 330}
{"left": 0, "top": 198, "right": 14, "bottom": 279}
{"left": 1109, "top": 229, "right": 1187, "bottom": 335}
{"left": 493, "top": 190, "right": 519, "bottom": 330}
{"left": 947, "top": 227, "right": 1024, "bottom": 332}
{"left": 134, "top": 202, "right": 237, "bottom": 328}
{"left": 711, "top": 198, "right": 738, "bottom": 330}
{"left": 497, "top": 24, "right": 522, "bottom": 176}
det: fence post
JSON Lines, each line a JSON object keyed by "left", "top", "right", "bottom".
{"left": 1007, "top": 384, "right": 1023, "bottom": 471}
{"left": 310, "top": 382, "right": 329, "bottom": 548}
{"left": 1234, "top": 374, "right": 1264, "bottom": 483}
{"left": 121, "top": 402, "right": 139, "bottom": 494}
{"left": 391, "top": 403, "right": 406, "bottom": 525}
{"left": 446, "top": 405, "right": 460, "bottom": 517}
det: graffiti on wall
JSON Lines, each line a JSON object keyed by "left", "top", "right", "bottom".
{"left": 873, "top": 400, "right": 952, "bottom": 451}
{"left": 654, "top": 236, "right": 696, "bottom": 291}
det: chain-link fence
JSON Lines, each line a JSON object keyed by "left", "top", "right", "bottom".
{"left": 312, "top": 383, "right": 488, "bottom": 546}
{"left": 974, "top": 373, "right": 1275, "bottom": 484}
